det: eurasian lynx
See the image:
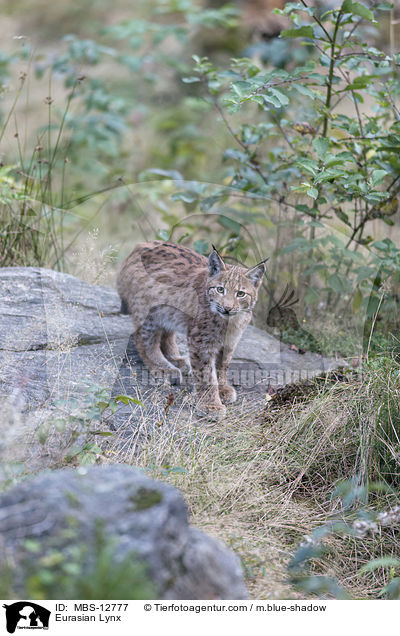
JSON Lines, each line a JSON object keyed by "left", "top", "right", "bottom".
{"left": 117, "top": 241, "right": 267, "bottom": 417}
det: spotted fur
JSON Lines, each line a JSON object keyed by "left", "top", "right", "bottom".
{"left": 117, "top": 240, "right": 267, "bottom": 417}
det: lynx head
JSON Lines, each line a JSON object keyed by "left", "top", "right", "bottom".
{"left": 206, "top": 246, "right": 267, "bottom": 318}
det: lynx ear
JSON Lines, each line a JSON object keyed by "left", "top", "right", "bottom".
{"left": 209, "top": 245, "right": 226, "bottom": 277}
{"left": 246, "top": 257, "right": 269, "bottom": 286}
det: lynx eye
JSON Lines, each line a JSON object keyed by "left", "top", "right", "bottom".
{"left": 236, "top": 290, "right": 245, "bottom": 297}
{"left": 216, "top": 286, "right": 225, "bottom": 294}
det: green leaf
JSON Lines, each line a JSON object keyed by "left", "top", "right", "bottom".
{"left": 365, "top": 295, "right": 380, "bottom": 317}
{"left": 356, "top": 266, "right": 376, "bottom": 282}
{"left": 193, "top": 239, "right": 209, "bottom": 255}
{"left": 24, "top": 539, "right": 41, "bottom": 553}
{"left": 250, "top": 95, "right": 265, "bottom": 106}
{"left": 231, "top": 80, "right": 253, "bottom": 97}
{"left": 65, "top": 445, "right": 85, "bottom": 459}
{"left": 182, "top": 76, "right": 201, "bottom": 83}
{"left": 346, "top": 75, "right": 374, "bottom": 91}
{"left": 375, "top": 2, "right": 394, "bottom": 10}
{"left": 218, "top": 215, "right": 241, "bottom": 233}
{"left": 288, "top": 543, "right": 323, "bottom": 570}
{"left": 156, "top": 229, "right": 170, "bottom": 241}
{"left": 359, "top": 557, "right": 400, "bottom": 574}
{"left": 372, "top": 240, "right": 390, "bottom": 251}
{"left": 281, "top": 25, "right": 314, "bottom": 38}
{"left": 341, "top": 0, "right": 353, "bottom": 11}
{"left": 351, "top": 2, "right": 374, "bottom": 21}
{"left": 114, "top": 394, "right": 143, "bottom": 405}
{"left": 223, "top": 148, "right": 249, "bottom": 163}
{"left": 296, "top": 158, "right": 319, "bottom": 176}
{"left": 200, "top": 195, "right": 220, "bottom": 211}
{"left": 328, "top": 273, "right": 346, "bottom": 293}
{"left": 143, "top": 168, "right": 184, "bottom": 180}
{"left": 371, "top": 169, "right": 387, "bottom": 186}
{"left": 352, "top": 288, "right": 363, "bottom": 311}
{"left": 312, "top": 137, "right": 329, "bottom": 160}
{"left": 304, "top": 286, "right": 320, "bottom": 304}
{"left": 268, "top": 88, "right": 289, "bottom": 106}
{"left": 380, "top": 578, "right": 400, "bottom": 599}
{"left": 292, "top": 84, "right": 316, "bottom": 99}
{"left": 171, "top": 191, "right": 198, "bottom": 203}
{"left": 335, "top": 209, "right": 350, "bottom": 225}
{"left": 96, "top": 401, "right": 110, "bottom": 410}
{"left": 281, "top": 242, "right": 301, "bottom": 254}
{"left": 307, "top": 187, "right": 319, "bottom": 200}
{"left": 313, "top": 168, "right": 348, "bottom": 184}
{"left": 263, "top": 93, "right": 284, "bottom": 108}
{"left": 296, "top": 204, "right": 313, "bottom": 214}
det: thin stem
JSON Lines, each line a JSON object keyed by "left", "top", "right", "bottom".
{"left": 211, "top": 96, "right": 272, "bottom": 186}
{"left": 0, "top": 77, "right": 26, "bottom": 146}
{"left": 322, "top": 8, "right": 343, "bottom": 137}
{"left": 212, "top": 97, "right": 247, "bottom": 152}
{"left": 366, "top": 291, "right": 385, "bottom": 362}
{"left": 270, "top": 113, "right": 295, "bottom": 151}
{"left": 298, "top": 0, "right": 333, "bottom": 44}
{"left": 50, "top": 82, "right": 77, "bottom": 170}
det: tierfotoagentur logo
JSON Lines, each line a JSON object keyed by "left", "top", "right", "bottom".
{"left": 2, "top": 602, "right": 51, "bottom": 634}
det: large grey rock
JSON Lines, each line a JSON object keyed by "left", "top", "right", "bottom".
{"left": 0, "top": 267, "right": 341, "bottom": 431}
{"left": 0, "top": 464, "right": 247, "bottom": 600}
{"left": 0, "top": 267, "right": 339, "bottom": 405}
{"left": 0, "top": 267, "right": 132, "bottom": 409}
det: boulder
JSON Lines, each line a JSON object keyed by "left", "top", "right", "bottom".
{"left": 0, "top": 266, "right": 341, "bottom": 410}
{"left": 0, "top": 267, "right": 132, "bottom": 410}
{"left": 0, "top": 464, "right": 247, "bottom": 599}
{"left": 0, "top": 266, "right": 343, "bottom": 461}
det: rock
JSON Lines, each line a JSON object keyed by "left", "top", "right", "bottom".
{"left": 0, "top": 267, "right": 343, "bottom": 461}
{"left": 0, "top": 464, "right": 247, "bottom": 600}
{"left": 0, "top": 267, "right": 131, "bottom": 409}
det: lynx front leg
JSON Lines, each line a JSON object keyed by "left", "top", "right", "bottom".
{"left": 188, "top": 337, "right": 226, "bottom": 419}
{"left": 216, "top": 323, "right": 247, "bottom": 404}
{"left": 216, "top": 346, "right": 237, "bottom": 404}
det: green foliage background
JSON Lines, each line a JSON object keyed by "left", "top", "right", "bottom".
{"left": 1, "top": 0, "right": 400, "bottom": 355}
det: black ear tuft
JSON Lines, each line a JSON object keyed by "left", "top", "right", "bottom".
{"left": 246, "top": 257, "right": 269, "bottom": 286}
{"left": 209, "top": 246, "right": 225, "bottom": 277}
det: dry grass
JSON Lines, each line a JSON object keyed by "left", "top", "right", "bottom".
{"left": 95, "top": 361, "right": 400, "bottom": 600}
{"left": 2, "top": 324, "right": 400, "bottom": 600}
{"left": 103, "top": 395, "right": 310, "bottom": 599}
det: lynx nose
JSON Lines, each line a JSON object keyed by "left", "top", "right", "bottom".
{"left": 224, "top": 306, "right": 233, "bottom": 314}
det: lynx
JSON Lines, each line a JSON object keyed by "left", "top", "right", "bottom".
{"left": 117, "top": 240, "right": 267, "bottom": 417}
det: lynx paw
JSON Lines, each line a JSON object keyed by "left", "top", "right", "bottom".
{"left": 219, "top": 384, "right": 237, "bottom": 404}
{"left": 174, "top": 356, "right": 191, "bottom": 373}
{"left": 147, "top": 365, "right": 182, "bottom": 385}
{"left": 196, "top": 401, "right": 227, "bottom": 420}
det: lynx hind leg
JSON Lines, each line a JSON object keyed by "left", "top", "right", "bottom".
{"left": 160, "top": 330, "right": 190, "bottom": 371}
{"left": 134, "top": 323, "right": 182, "bottom": 381}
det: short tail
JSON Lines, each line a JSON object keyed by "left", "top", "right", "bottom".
{"left": 120, "top": 298, "right": 130, "bottom": 315}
